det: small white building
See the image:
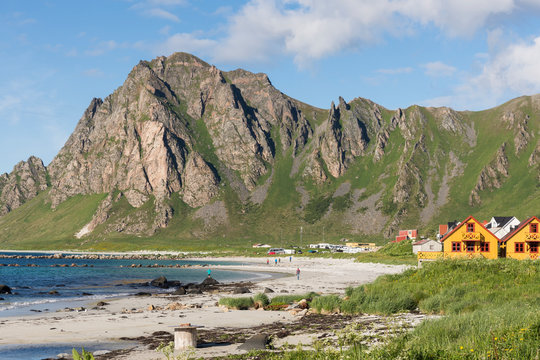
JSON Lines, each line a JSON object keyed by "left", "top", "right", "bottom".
{"left": 412, "top": 239, "right": 442, "bottom": 254}
{"left": 485, "top": 216, "right": 520, "bottom": 239}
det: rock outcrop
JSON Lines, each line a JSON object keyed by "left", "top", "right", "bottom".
{"left": 0, "top": 157, "right": 48, "bottom": 215}
{"left": 469, "top": 143, "right": 509, "bottom": 206}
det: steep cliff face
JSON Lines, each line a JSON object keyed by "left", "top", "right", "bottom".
{"left": 1, "top": 53, "right": 538, "bottom": 245}
{"left": 0, "top": 157, "right": 48, "bottom": 216}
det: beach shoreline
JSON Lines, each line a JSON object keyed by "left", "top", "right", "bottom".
{"left": 0, "top": 256, "right": 410, "bottom": 359}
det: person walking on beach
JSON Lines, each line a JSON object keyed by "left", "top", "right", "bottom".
{"left": 267, "top": 259, "right": 269, "bottom": 265}
{"left": 275, "top": 258, "right": 278, "bottom": 265}
{"left": 289, "top": 256, "right": 292, "bottom": 262}
{"left": 296, "top": 267, "right": 300, "bottom": 280}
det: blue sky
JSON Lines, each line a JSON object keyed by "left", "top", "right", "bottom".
{"left": 2, "top": 0, "right": 540, "bottom": 173}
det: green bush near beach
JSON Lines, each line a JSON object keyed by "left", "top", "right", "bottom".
{"left": 253, "top": 293, "right": 270, "bottom": 308}
{"left": 218, "top": 296, "right": 254, "bottom": 310}
{"left": 269, "top": 292, "right": 319, "bottom": 305}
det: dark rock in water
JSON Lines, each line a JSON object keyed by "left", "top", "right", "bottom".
{"left": 186, "top": 288, "right": 203, "bottom": 294}
{"left": 233, "top": 287, "right": 251, "bottom": 294}
{"left": 48, "top": 290, "right": 59, "bottom": 295}
{"left": 238, "top": 334, "right": 268, "bottom": 350}
{"left": 200, "top": 276, "right": 219, "bottom": 286}
{"left": 135, "top": 292, "right": 152, "bottom": 297}
{"left": 55, "top": 284, "right": 65, "bottom": 287}
{"left": 172, "top": 287, "right": 186, "bottom": 295}
{"left": 263, "top": 287, "right": 274, "bottom": 293}
{"left": 0, "top": 284, "right": 12, "bottom": 294}
{"left": 0, "top": 297, "right": 4, "bottom": 301}
{"left": 150, "top": 276, "right": 168, "bottom": 288}
{"left": 150, "top": 276, "right": 181, "bottom": 289}
{"left": 96, "top": 301, "right": 109, "bottom": 306}
{"left": 82, "top": 292, "right": 93, "bottom": 296}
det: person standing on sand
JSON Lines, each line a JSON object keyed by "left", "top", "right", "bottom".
{"left": 289, "top": 256, "right": 292, "bottom": 262}
{"left": 275, "top": 258, "right": 278, "bottom": 265}
{"left": 207, "top": 269, "right": 211, "bottom": 277}
{"left": 267, "top": 259, "right": 269, "bottom": 265}
{"left": 296, "top": 267, "right": 300, "bottom": 280}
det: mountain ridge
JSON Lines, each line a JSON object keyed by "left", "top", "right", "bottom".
{"left": 0, "top": 52, "right": 538, "bottom": 249}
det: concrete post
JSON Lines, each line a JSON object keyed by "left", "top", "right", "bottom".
{"left": 174, "top": 325, "right": 197, "bottom": 350}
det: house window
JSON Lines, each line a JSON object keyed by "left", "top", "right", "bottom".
{"left": 530, "top": 243, "right": 539, "bottom": 253}
{"left": 515, "top": 242, "right": 525, "bottom": 253}
{"left": 480, "top": 242, "right": 489, "bottom": 252}
{"left": 530, "top": 223, "right": 538, "bottom": 233}
{"left": 466, "top": 242, "right": 475, "bottom": 252}
{"left": 452, "top": 242, "right": 461, "bottom": 252}
{"left": 467, "top": 223, "right": 475, "bottom": 232}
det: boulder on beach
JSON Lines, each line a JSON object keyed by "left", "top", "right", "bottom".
{"left": 200, "top": 276, "right": 219, "bottom": 286}
{"left": 233, "top": 287, "right": 251, "bottom": 294}
{"left": 263, "top": 287, "right": 274, "bottom": 293}
{"left": 238, "top": 334, "right": 268, "bottom": 350}
{"left": 150, "top": 276, "right": 168, "bottom": 288}
{"left": 172, "top": 287, "right": 186, "bottom": 295}
{"left": 0, "top": 285, "right": 12, "bottom": 294}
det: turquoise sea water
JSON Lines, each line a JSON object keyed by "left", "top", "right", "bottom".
{"left": 0, "top": 252, "right": 267, "bottom": 359}
{"left": 0, "top": 252, "right": 265, "bottom": 316}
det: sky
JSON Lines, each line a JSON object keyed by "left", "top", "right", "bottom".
{"left": 2, "top": 0, "right": 540, "bottom": 174}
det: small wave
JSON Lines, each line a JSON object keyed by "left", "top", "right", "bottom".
{"left": 0, "top": 292, "right": 132, "bottom": 312}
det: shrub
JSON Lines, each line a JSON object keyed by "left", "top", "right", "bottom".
{"left": 253, "top": 293, "right": 270, "bottom": 308}
{"left": 218, "top": 296, "right": 254, "bottom": 310}
{"left": 311, "top": 295, "right": 342, "bottom": 313}
{"left": 270, "top": 292, "right": 319, "bottom": 305}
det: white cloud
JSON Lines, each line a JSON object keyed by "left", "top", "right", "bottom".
{"left": 85, "top": 40, "right": 119, "bottom": 56}
{"left": 130, "top": 0, "right": 184, "bottom": 22}
{"left": 156, "top": 0, "right": 540, "bottom": 66}
{"left": 422, "top": 61, "right": 456, "bottom": 77}
{"left": 377, "top": 67, "right": 414, "bottom": 75}
{"left": 423, "top": 35, "right": 540, "bottom": 110}
{"left": 155, "top": 33, "right": 217, "bottom": 57}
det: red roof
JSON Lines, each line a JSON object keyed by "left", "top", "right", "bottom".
{"left": 440, "top": 215, "right": 499, "bottom": 243}
{"left": 499, "top": 216, "right": 540, "bottom": 244}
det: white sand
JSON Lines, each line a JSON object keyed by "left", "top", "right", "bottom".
{"left": 0, "top": 257, "right": 409, "bottom": 359}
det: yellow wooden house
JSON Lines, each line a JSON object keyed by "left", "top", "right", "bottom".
{"left": 500, "top": 216, "right": 540, "bottom": 260}
{"left": 440, "top": 215, "right": 499, "bottom": 259}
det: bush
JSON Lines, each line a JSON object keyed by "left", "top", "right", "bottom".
{"left": 270, "top": 292, "right": 319, "bottom": 305}
{"left": 218, "top": 296, "right": 254, "bottom": 310}
{"left": 311, "top": 295, "right": 342, "bottom": 313}
{"left": 253, "top": 293, "right": 270, "bottom": 308}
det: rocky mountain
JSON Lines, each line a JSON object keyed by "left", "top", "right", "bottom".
{"left": 0, "top": 52, "right": 538, "bottom": 248}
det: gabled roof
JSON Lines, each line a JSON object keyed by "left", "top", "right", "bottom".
{"left": 440, "top": 215, "right": 499, "bottom": 243}
{"left": 500, "top": 216, "right": 540, "bottom": 243}
{"left": 412, "top": 239, "right": 439, "bottom": 246}
{"left": 492, "top": 216, "right": 516, "bottom": 227}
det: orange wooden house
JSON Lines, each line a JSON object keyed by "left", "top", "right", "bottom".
{"left": 500, "top": 216, "right": 540, "bottom": 260}
{"left": 440, "top": 215, "right": 499, "bottom": 259}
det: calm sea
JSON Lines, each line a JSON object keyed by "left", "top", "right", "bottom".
{"left": 0, "top": 252, "right": 268, "bottom": 359}
{"left": 0, "top": 252, "right": 265, "bottom": 316}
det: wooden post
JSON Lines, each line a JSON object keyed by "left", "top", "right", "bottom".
{"left": 174, "top": 325, "right": 197, "bottom": 350}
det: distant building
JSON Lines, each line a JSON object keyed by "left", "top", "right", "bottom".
{"left": 485, "top": 216, "right": 520, "bottom": 239}
{"left": 394, "top": 229, "right": 417, "bottom": 242}
{"left": 412, "top": 239, "right": 442, "bottom": 254}
{"left": 500, "top": 216, "right": 540, "bottom": 260}
{"left": 437, "top": 221, "right": 459, "bottom": 239}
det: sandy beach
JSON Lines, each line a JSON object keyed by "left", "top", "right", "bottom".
{"left": 0, "top": 257, "right": 411, "bottom": 359}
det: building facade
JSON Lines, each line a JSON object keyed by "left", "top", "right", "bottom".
{"left": 440, "top": 216, "right": 499, "bottom": 259}
{"left": 500, "top": 216, "right": 540, "bottom": 260}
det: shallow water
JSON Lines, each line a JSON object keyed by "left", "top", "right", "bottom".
{"left": 0, "top": 341, "right": 136, "bottom": 360}
{"left": 0, "top": 252, "right": 265, "bottom": 316}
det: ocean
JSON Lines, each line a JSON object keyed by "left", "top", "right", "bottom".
{"left": 0, "top": 252, "right": 265, "bottom": 316}
{"left": 0, "top": 251, "right": 269, "bottom": 359}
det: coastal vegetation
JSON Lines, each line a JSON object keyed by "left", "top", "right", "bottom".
{"left": 223, "top": 259, "right": 540, "bottom": 359}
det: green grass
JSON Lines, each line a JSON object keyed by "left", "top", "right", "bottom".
{"left": 355, "top": 240, "right": 417, "bottom": 265}
{"left": 218, "top": 296, "right": 254, "bottom": 310}
{"left": 253, "top": 293, "right": 270, "bottom": 307}
{"left": 270, "top": 292, "right": 319, "bottom": 305}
